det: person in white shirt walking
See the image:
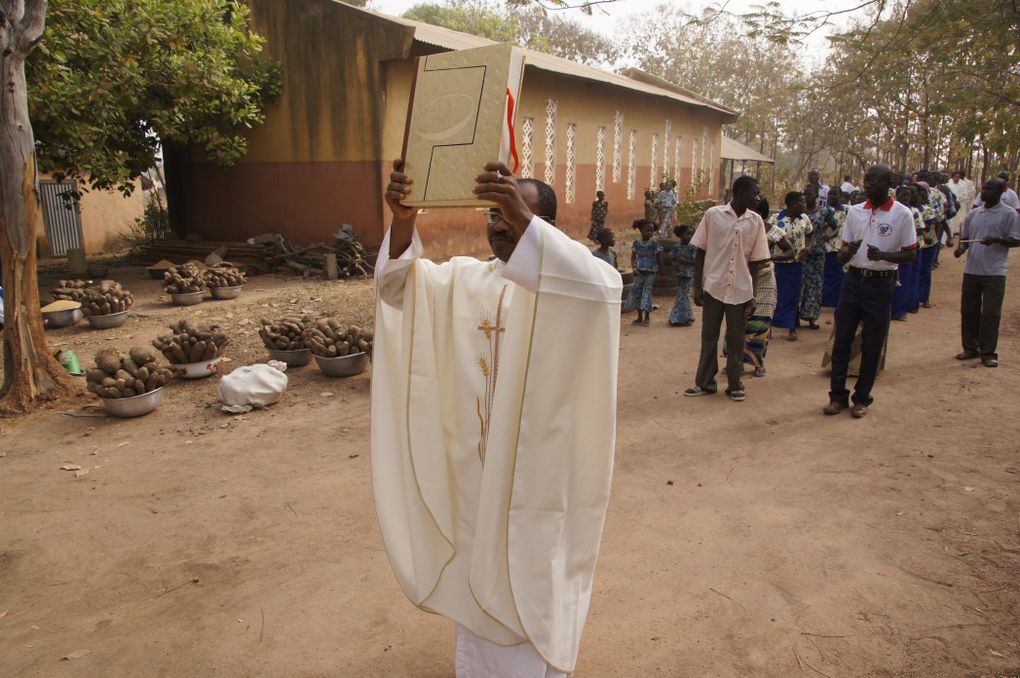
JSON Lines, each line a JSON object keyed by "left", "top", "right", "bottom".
{"left": 683, "top": 175, "right": 771, "bottom": 402}
{"left": 840, "top": 175, "right": 858, "bottom": 195}
{"left": 954, "top": 177, "right": 1020, "bottom": 368}
{"left": 973, "top": 171, "right": 1020, "bottom": 211}
{"left": 824, "top": 165, "right": 917, "bottom": 419}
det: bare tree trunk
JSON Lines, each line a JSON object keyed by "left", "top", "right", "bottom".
{"left": 0, "top": 0, "right": 75, "bottom": 411}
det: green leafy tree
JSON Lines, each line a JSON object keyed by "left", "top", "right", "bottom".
{"left": 404, "top": 0, "right": 618, "bottom": 65}
{"left": 0, "top": 0, "right": 280, "bottom": 410}
{"left": 28, "top": 0, "right": 282, "bottom": 196}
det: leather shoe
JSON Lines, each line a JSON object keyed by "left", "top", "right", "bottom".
{"left": 823, "top": 401, "right": 846, "bottom": 415}
{"left": 851, "top": 403, "right": 868, "bottom": 418}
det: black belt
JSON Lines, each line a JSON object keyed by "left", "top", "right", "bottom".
{"left": 849, "top": 266, "right": 896, "bottom": 279}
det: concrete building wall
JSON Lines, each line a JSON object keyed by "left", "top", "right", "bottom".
{"left": 78, "top": 182, "right": 144, "bottom": 254}
{"left": 170, "top": 0, "right": 728, "bottom": 256}
{"left": 35, "top": 176, "right": 144, "bottom": 257}
{"left": 167, "top": 0, "right": 414, "bottom": 246}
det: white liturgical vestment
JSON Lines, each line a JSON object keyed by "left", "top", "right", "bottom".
{"left": 371, "top": 217, "right": 622, "bottom": 674}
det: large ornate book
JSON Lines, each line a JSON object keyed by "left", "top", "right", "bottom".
{"left": 401, "top": 43, "right": 526, "bottom": 208}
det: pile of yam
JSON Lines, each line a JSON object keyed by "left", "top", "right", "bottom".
{"left": 203, "top": 262, "right": 247, "bottom": 288}
{"left": 163, "top": 263, "right": 207, "bottom": 294}
{"left": 50, "top": 279, "right": 91, "bottom": 303}
{"left": 258, "top": 315, "right": 310, "bottom": 351}
{"left": 152, "top": 319, "right": 230, "bottom": 364}
{"left": 86, "top": 347, "right": 173, "bottom": 399}
{"left": 302, "top": 320, "right": 374, "bottom": 358}
{"left": 52, "top": 280, "right": 133, "bottom": 316}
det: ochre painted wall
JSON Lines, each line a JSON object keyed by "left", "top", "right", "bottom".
{"left": 79, "top": 182, "right": 144, "bottom": 254}
{"left": 169, "top": 0, "right": 413, "bottom": 247}
{"left": 35, "top": 175, "right": 144, "bottom": 257}
{"left": 174, "top": 1, "right": 728, "bottom": 255}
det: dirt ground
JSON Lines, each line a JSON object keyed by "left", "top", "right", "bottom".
{"left": 1, "top": 251, "right": 1018, "bottom": 677}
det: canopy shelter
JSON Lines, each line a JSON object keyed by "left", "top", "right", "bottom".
{"left": 720, "top": 136, "right": 775, "bottom": 196}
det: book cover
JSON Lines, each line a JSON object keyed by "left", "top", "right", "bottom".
{"left": 401, "top": 43, "right": 526, "bottom": 208}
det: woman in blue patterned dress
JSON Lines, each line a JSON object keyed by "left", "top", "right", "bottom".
{"left": 769, "top": 191, "right": 813, "bottom": 341}
{"left": 799, "top": 184, "right": 838, "bottom": 329}
{"left": 668, "top": 225, "right": 697, "bottom": 326}
{"left": 624, "top": 219, "right": 663, "bottom": 326}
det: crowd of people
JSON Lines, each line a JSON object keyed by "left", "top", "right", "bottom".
{"left": 595, "top": 166, "right": 1020, "bottom": 414}
{"left": 373, "top": 155, "right": 1018, "bottom": 676}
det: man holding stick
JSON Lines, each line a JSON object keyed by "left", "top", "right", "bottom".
{"left": 954, "top": 177, "right": 1020, "bottom": 368}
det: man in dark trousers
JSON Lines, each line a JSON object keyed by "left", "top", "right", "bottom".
{"left": 683, "top": 176, "right": 771, "bottom": 402}
{"left": 954, "top": 177, "right": 1020, "bottom": 368}
{"left": 824, "top": 165, "right": 917, "bottom": 418}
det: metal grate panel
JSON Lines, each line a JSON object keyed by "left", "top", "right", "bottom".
{"left": 39, "top": 180, "right": 83, "bottom": 257}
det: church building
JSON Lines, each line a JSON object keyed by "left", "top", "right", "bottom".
{"left": 165, "top": 0, "right": 741, "bottom": 254}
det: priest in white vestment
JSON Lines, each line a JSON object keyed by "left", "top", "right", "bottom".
{"left": 948, "top": 171, "right": 976, "bottom": 235}
{"left": 371, "top": 159, "right": 622, "bottom": 677}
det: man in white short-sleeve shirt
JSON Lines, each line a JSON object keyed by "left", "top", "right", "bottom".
{"left": 684, "top": 175, "right": 771, "bottom": 401}
{"left": 824, "top": 165, "right": 917, "bottom": 418}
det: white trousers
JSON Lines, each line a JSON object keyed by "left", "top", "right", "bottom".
{"left": 455, "top": 625, "right": 571, "bottom": 678}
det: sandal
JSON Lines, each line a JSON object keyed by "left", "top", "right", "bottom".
{"left": 850, "top": 403, "right": 868, "bottom": 418}
{"left": 786, "top": 332, "right": 798, "bottom": 342}
{"left": 955, "top": 352, "right": 979, "bottom": 360}
{"left": 982, "top": 357, "right": 998, "bottom": 368}
{"left": 642, "top": 318, "right": 650, "bottom": 326}
{"left": 726, "top": 388, "right": 746, "bottom": 402}
{"left": 753, "top": 368, "right": 767, "bottom": 378}
{"left": 683, "top": 387, "right": 716, "bottom": 397}
{"left": 631, "top": 318, "right": 643, "bottom": 325}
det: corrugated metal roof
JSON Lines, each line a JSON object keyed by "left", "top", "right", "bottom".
{"left": 349, "top": 3, "right": 738, "bottom": 121}
{"left": 721, "top": 136, "right": 774, "bottom": 164}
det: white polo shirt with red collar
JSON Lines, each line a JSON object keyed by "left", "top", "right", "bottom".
{"left": 843, "top": 197, "right": 917, "bottom": 271}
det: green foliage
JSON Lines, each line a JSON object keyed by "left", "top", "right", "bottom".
{"left": 676, "top": 174, "right": 713, "bottom": 227}
{"left": 404, "top": 0, "right": 619, "bottom": 65}
{"left": 28, "top": 0, "right": 283, "bottom": 195}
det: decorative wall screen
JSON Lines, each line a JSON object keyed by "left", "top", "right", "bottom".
{"left": 650, "top": 133, "right": 659, "bottom": 187}
{"left": 521, "top": 117, "right": 534, "bottom": 179}
{"left": 565, "top": 123, "right": 576, "bottom": 204}
{"left": 674, "top": 138, "right": 683, "bottom": 184}
{"left": 663, "top": 120, "right": 671, "bottom": 179}
{"left": 544, "top": 99, "right": 558, "bottom": 184}
{"left": 691, "top": 139, "right": 699, "bottom": 188}
{"left": 627, "top": 130, "right": 637, "bottom": 199}
{"left": 595, "top": 126, "right": 606, "bottom": 193}
{"left": 612, "top": 111, "right": 623, "bottom": 183}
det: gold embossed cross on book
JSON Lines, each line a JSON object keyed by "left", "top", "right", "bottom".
{"left": 401, "top": 43, "right": 526, "bottom": 208}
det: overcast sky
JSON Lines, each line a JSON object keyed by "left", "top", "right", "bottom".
{"left": 368, "top": 0, "right": 871, "bottom": 58}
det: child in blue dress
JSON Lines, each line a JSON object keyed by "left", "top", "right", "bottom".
{"left": 668, "top": 225, "right": 697, "bottom": 326}
{"left": 591, "top": 227, "right": 618, "bottom": 269}
{"left": 624, "top": 219, "right": 663, "bottom": 326}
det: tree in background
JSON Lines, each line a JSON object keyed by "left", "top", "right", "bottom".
{"left": 0, "top": 0, "right": 73, "bottom": 412}
{"left": 29, "top": 0, "right": 282, "bottom": 196}
{"left": 0, "top": 0, "right": 281, "bottom": 410}
{"left": 404, "top": 0, "right": 618, "bottom": 65}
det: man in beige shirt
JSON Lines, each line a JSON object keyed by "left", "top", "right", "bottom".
{"left": 684, "top": 175, "right": 772, "bottom": 401}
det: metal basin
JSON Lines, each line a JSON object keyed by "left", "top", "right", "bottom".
{"left": 267, "top": 348, "right": 312, "bottom": 367}
{"left": 170, "top": 291, "right": 205, "bottom": 306}
{"left": 209, "top": 285, "right": 243, "bottom": 300}
{"left": 86, "top": 311, "right": 129, "bottom": 329}
{"left": 101, "top": 387, "right": 164, "bottom": 418}
{"left": 176, "top": 357, "right": 222, "bottom": 379}
{"left": 314, "top": 352, "right": 369, "bottom": 377}
{"left": 42, "top": 307, "right": 83, "bottom": 328}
